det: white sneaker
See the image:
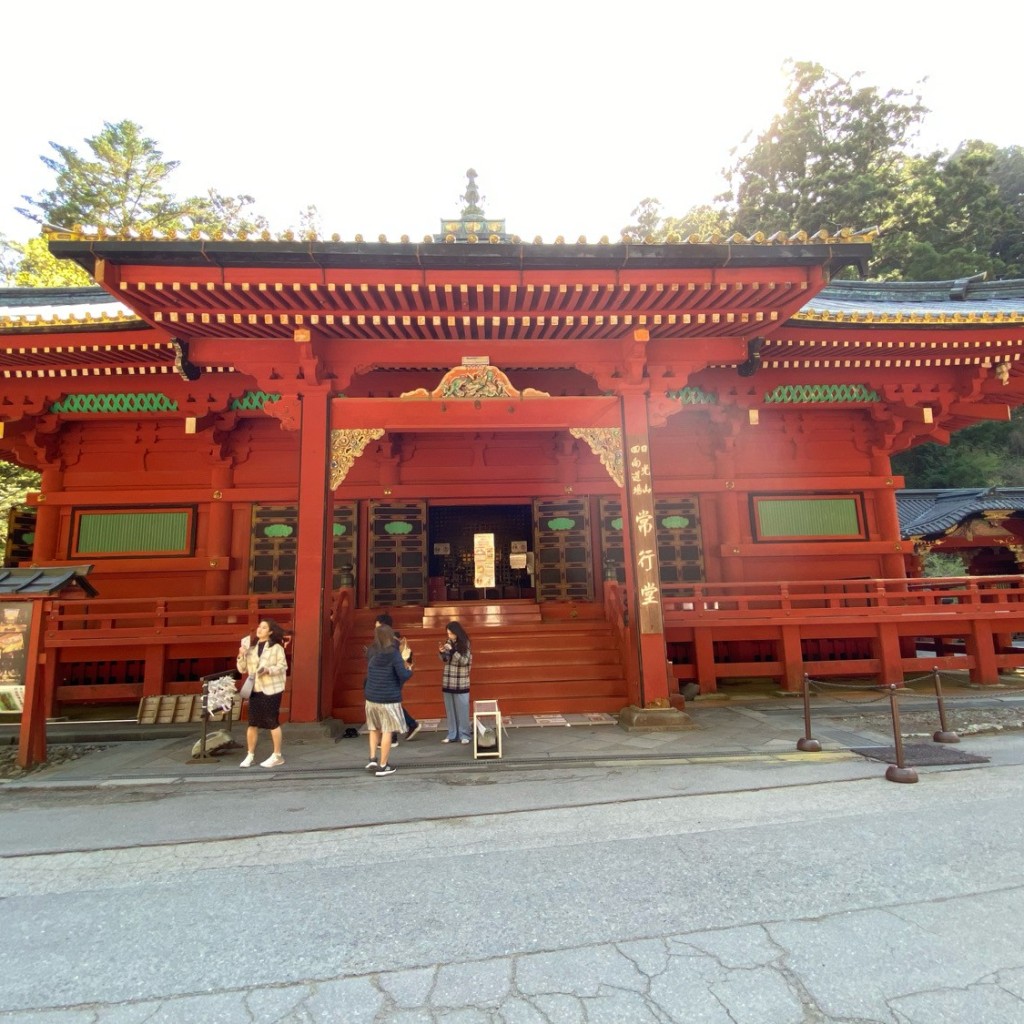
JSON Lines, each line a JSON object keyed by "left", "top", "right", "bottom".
{"left": 260, "top": 753, "right": 285, "bottom": 768}
{"left": 239, "top": 752, "right": 255, "bottom": 768}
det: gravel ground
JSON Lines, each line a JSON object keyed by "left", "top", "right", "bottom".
{"left": 822, "top": 703, "right": 1024, "bottom": 738}
{"left": 0, "top": 743, "right": 108, "bottom": 780}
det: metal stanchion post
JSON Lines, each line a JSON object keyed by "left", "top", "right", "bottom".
{"left": 931, "top": 667, "right": 960, "bottom": 744}
{"left": 796, "top": 673, "right": 822, "bottom": 752}
{"left": 885, "top": 684, "right": 918, "bottom": 784}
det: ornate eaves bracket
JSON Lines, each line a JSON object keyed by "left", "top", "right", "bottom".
{"left": 569, "top": 427, "right": 624, "bottom": 488}
{"left": 330, "top": 428, "right": 384, "bottom": 490}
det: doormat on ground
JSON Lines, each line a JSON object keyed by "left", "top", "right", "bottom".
{"left": 851, "top": 744, "right": 990, "bottom": 766}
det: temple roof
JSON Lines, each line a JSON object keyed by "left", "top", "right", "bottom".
{"left": 7, "top": 272, "right": 1024, "bottom": 335}
{"left": 0, "top": 566, "right": 98, "bottom": 597}
{"left": 46, "top": 235, "right": 872, "bottom": 274}
{"left": 796, "top": 277, "right": 1024, "bottom": 325}
{"left": 897, "top": 488, "right": 1024, "bottom": 538}
{"left": 0, "top": 286, "right": 139, "bottom": 331}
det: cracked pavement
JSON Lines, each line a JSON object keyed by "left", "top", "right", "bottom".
{"left": 2, "top": 731, "right": 1024, "bottom": 1023}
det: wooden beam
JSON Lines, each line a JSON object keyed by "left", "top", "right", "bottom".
{"left": 330, "top": 395, "right": 623, "bottom": 431}
{"left": 948, "top": 402, "right": 1011, "bottom": 421}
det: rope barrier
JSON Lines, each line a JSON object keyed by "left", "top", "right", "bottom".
{"left": 805, "top": 674, "right": 1024, "bottom": 704}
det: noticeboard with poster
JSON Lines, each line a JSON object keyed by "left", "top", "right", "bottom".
{"left": 0, "top": 602, "right": 31, "bottom": 711}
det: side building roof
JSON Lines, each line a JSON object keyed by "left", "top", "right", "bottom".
{"left": 897, "top": 488, "right": 1024, "bottom": 538}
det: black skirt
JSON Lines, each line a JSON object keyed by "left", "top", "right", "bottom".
{"left": 247, "top": 690, "right": 283, "bottom": 730}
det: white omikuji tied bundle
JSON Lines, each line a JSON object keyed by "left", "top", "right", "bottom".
{"left": 205, "top": 675, "right": 239, "bottom": 714}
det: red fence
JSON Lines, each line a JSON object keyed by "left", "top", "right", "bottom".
{"left": 42, "top": 594, "right": 295, "bottom": 706}
{"left": 661, "top": 576, "right": 1024, "bottom": 693}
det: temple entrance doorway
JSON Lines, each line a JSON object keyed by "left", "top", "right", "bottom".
{"left": 427, "top": 503, "right": 534, "bottom": 602}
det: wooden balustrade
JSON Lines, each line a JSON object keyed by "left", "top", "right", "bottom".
{"left": 35, "top": 576, "right": 1024, "bottom": 711}
{"left": 661, "top": 576, "right": 1024, "bottom": 694}
{"left": 42, "top": 594, "right": 296, "bottom": 707}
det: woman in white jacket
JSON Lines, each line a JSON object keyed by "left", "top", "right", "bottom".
{"left": 236, "top": 619, "right": 289, "bottom": 767}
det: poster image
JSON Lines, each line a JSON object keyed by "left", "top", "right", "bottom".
{"left": 474, "top": 533, "right": 495, "bottom": 589}
{"left": 0, "top": 602, "right": 31, "bottom": 710}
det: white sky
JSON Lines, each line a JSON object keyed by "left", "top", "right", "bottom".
{"left": 2, "top": 0, "right": 1022, "bottom": 245}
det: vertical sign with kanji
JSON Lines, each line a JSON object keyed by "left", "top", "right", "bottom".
{"left": 627, "top": 441, "right": 663, "bottom": 634}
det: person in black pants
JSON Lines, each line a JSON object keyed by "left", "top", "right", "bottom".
{"left": 375, "top": 614, "right": 421, "bottom": 741}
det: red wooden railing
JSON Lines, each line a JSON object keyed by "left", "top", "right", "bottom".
{"left": 660, "top": 576, "right": 1024, "bottom": 693}
{"left": 603, "top": 579, "right": 641, "bottom": 707}
{"left": 37, "top": 576, "right": 1024, "bottom": 711}
{"left": 42, "top": 593, "right": 295, "bottom": 706}
{"left": 662, "top": 576, "right": 1024, "bottom": 618}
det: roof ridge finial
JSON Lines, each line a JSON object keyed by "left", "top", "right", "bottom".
{"left": 435, "top": 169, "right": 511, "bottom": 243}
{"left": 461, "top": 168, "right": 484, "bottom": 217}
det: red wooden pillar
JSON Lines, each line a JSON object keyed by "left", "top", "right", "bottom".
{"left": 204, "top": 465, "right": 234, "bottom": 596}
{"left": 779, "top": 625, "right": 804, "bottom": 692}
{"left": 967, "top": 619, "right": 999, "bottom": 686}
{"left": 692, "top": 626, "right": 717, "bottom": 695}
{"left": 291, "top": 386, "right": 332, "bottom": 722}
{"left": 620, "top": 388, "right": 671, "bottom": 707}
{"left": 17, "top": 599, "right": 48, "bottom": 770}
{"left": 32, "top": 467, "right": 63, "bottom": 561}
{"left": 876, "top": 621, "right": 904, "bottom": 686}
{"left": 714, "top": 448, "right": 745, "bottom": 584}
{"left": 871, "top": 456, "right": 906, "bottom": 579}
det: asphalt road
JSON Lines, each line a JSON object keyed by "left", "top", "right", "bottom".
{"left": 2, "top": 735, "right": 1024, "bottom": 1023}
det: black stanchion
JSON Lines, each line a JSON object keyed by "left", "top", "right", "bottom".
{"left": 931, "top": 668, "right": 960, "bottom": 744}
{"left": 796, "top": 673, "right": 822, "bottom": 752}
{"left": 885, "top": 684, "right": 919, "bottom": 784}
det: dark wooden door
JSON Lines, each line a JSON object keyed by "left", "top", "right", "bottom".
{"left": 533, "top": 497, "right": 593, "bottom": 602}
{"left": 368, "top": 500, "right": 427, "bottom": 607}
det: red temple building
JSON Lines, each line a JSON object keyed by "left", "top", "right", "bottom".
{"left": 5, "top": 177, "right": 1024, "bottom": 744}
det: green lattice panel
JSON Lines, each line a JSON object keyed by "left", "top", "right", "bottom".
{"left": 755, "top": 497, "right": 863, "bottom": 539}
{"left": 50, "top": 393, "right": 179, "bottom": 414}
{"left": 230, "top": 391, "right": 281, "bottom": 411}
{"left": 76, "top": 511, "right": 190, "bottom": 554}
{"left": 666, "top": 386, "right": 718, "bottom": 405}
{"left": 763, "top": 384, "right": 880, "bottom": 404}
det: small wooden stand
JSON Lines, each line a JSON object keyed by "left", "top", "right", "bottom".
{"left": 472, "top": 699, "right": 503, "bottom": 759}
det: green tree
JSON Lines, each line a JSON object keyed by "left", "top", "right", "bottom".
{"left": 0, "top": 235, "right": 19, "bottom": 284}
{"left": 187, "top": 189, "right": 269, "bottom": 237}
{"left": 621, "top": 198, "right": 731, "bottom": 243}
{"left": 921, "top": 551, "right": 967, "bottom": 577}
{"left": 875, "top": 143, "right": 1018, "bottom": 279}
{"left": 5, "top": 236, "right": 91, "bottom": 287}
{"left": 723, "top": 61, "right": 928, "bottom": 246}
{"left": 18, "top": 120, "right": 195, "bottom": 233}
{"left": 17, "top": 120, "right": 270, "bottom": 238}
{"left": 892, "top": 413, "right": 1024, "bottom": 488}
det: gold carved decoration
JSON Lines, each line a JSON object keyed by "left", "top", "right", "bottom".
{"left": 400, "top": 364, "right": 550, "bottom": 401}
{"left": 570, "top": 427, "right": 624, "bottom": 488}
{"left": 329, "top": 428, "right": 384, "bottom": 490}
